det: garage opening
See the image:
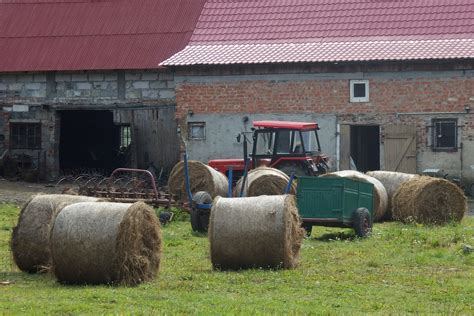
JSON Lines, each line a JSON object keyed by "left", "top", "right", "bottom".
{"left": 350, "top": 125, "right": 380, "bottom": 172}
{"left": 59, "top": 110, "right": 124, "bottom": 174}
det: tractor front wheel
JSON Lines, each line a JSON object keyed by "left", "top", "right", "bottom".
{"left": 191, "top": 191, "right": 212, "bottom": 232}
{"left": 353, "top": 207, "right": 372, "bottom": 238}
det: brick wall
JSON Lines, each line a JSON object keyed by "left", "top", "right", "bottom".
{"left": 175, "top": 66, "right": 474, "bottom": 181}
{"left": 176, "top": 76, "right": 473, "bottom": 119}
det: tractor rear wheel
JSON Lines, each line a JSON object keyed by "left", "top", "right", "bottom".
{"left": 353, "top": 207, "right": 372, "bottom": 238}
{"left": 191, "top": 191, "right": 212, "bottom": 232}
{"left": 277, "top": 161, "right": 312, "bottom": 177}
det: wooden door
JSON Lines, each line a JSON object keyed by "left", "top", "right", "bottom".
{"left": 383, "top": 124, "right": 416, "bottom": 173}
{"left": 339, "top": 124, "right": 351, "bottom": 170}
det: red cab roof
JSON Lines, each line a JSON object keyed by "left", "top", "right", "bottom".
{"left": 253, "top": 121, "right": 318, "bottom": 130}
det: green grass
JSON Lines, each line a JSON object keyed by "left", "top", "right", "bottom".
{"left": 1, "top": 203, "right": 473, "bottom": 314}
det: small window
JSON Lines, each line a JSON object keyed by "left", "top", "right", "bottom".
{"left": 120, "top": 125, "right": 131, "bottom": 148}
{"left": 10, "top": 123, "right": 41, "bottom": 149}
{"left": 350, "top": 80, "right": 369, "bottom": 103}
{"left": 433, "top": 119, "right": 457, "bottom": 151}
{"left": 188, "top": 122, "right": 205, "bottom": 140}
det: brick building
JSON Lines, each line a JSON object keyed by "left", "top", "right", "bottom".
{"left": 162, "top": 0, "right": 474, "bottom": 192}
{"left": 0, "top": 0, "right": 206, "bottom": 180}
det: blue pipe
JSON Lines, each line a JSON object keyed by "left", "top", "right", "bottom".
{"left": 227, "top": 167, "right": 233, "bottom": 198}
{"left": 284, "top": 172, "right": 295, "bottom": 194}
{"left": 239, "top": 158, "right": 250, "bottom": 197}
{"left": 183, "top": 151, "right": 193, "bottom": 203}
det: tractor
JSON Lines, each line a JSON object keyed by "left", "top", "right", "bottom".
{"left": 208, "top": 120, "right": 329, "bottom": 177}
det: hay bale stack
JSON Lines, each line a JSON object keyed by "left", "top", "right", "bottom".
{"left": 234, "top": 167, "right": 296, "bottom": 197}
{"left": 209, "top": 195, "right": 304, "bottom": 270}
{"left": 366, "top": 170, "right": 416, "bottom": 220}
{"left": 51, "top": 201, "right": 161, "bottom": 285}
{"left": 392, "top": 176, "right": 467, "bottom": 224}
{"left": 168, "top": 160, "right": 228, "bottom": 200}
{"left": 11, "top": 194, "right": 100, "bottom": 273}
{"left": 322, "top": 170, "right": 388, "bottom": 222}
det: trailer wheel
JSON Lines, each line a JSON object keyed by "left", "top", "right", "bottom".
{"left": 191, "top": 191, "right": 212, "bottom": 232}
{"left": 302, "top": 223, "right": 313, "bottom": 237}
{"left": 353, "top": 208, "right": 372, "bottom": 238}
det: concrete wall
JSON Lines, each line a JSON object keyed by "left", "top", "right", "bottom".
{"left": 174, "top": 63, "right": 474, "bottom": 187}
{"left": 186, "top": 113, "right": 337, "bottom": 164}
{"left": 0, "top": 70, "right": 179, "bottom": 180}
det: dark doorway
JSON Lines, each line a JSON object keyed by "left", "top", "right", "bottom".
{"left": 59, "top": 110, "right": 121, "bottom": 174}
{"left": 350, "top": 125, "right": 380, "bottom": 172}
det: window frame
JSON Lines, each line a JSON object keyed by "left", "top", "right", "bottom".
{"left": 432, "top": 118, "right": 458, "bottom": 152}
{"left": 10, "top": 122, "right": 42, "bottom": 149}
{"left": 119, "top": 124, "right": 131, "bottom": 148}
{"left": 188, "top": 122, "right": 206, "bottom": 140}
{"left": 350, "top": 79, "right": 370, "bottom": 103}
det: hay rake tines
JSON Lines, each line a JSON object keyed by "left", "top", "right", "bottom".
{"left": 79, "top": 176, "right": 106, "bottom": 196}
{"left": 95, "top": 168, "right": 174, "bottom": 207}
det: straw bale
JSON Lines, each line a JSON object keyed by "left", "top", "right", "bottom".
{"left": 234, "top": 167, "right": 297, "bottom": 197}
{"left": 322, "top": 170, "right": 388, "bottom": 222}
{"left": 209, "top": 195, "right": 304, "bottom": 270}
{"left": 366, "top": 170, "right": 416, "bottom": 220}
{"left": 392, "top": 176, "right": 467, "bottom": 224}
{"left": 168, "top": 160, "right": 228, "bottom": 200}
{"left": 11, "top": 194, "right": 100, "bottom": 273}
{"left": 51, "top": 201, "right": 161, "bottom": 285}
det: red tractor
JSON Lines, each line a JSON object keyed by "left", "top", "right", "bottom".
{"left": 208, "top": 120, "right": 329, "bottom": 177}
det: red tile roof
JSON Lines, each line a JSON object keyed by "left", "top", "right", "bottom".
{"left": 0, "top": 0, "right": 206, "bottom": 72}
{"left": 162, "top": 0, "right": 474, "bottom": 66}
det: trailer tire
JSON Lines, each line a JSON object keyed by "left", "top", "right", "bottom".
{"left": 302, "top": 223, "right": 313, "bottom": 237}
{"left": 191, "top": 191, "right": 212, "bottom": 232}
{"left": 353, "top": 208, "right": 372, "bottom": 238}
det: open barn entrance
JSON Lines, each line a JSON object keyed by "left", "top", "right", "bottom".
{"left": 59, "top": 110, "right": 121, "bottom": 175}
{"left": 350, "top": 125, "right": 380, "bottom": 172}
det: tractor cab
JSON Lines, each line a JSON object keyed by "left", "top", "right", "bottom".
{"left": 209, "top": 120, "right": 329, "bottom": 177}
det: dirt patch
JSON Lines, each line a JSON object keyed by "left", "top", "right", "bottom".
{"left": 0, "top": 178, "right": 63, "bottom": 204}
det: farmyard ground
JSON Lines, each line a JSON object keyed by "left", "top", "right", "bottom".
{"left": 0, "top": 203, "right": 473, "bottom": 314}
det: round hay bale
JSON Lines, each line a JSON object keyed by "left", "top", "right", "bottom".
{"left": 392, "top": 176, "right": 467, "bottom": 224}
{"left": 51, "top": 201, "right": 161, "bottom": 285}
{"left": 322, "top": 170, "right": 388, "bottom": 222}
{"left": 11, "top": 194, "right": 100, "bottom": 273}
{"left": 168, "top": 160, "right": 228, "bottom": 200}
{"left": 234, "top": 167, "right": 297, "bottom": 197}
{"left": 366, "top": 170, "right": 416, "bottom": 220}
{"left": 209, "top": 195, "right": 304, "bottom": 270}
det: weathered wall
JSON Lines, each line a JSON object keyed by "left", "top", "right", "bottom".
{"left": 186, "top": 113, "right": 336, "bottom": 163}
{"left": 174, "top": 64, "right": 474, "bottom": 185}
{"left": 0, "top": 70, "right": 179, "bottom": 180}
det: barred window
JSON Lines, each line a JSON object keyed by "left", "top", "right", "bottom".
{"left": 432, "top": 119, "right": 457, "bottom": 151}
{"left": 120, "top": 125, "right": 131, "bottom": 148}
{"left": 10, "top": 123, "right": 41, "bottom": 149}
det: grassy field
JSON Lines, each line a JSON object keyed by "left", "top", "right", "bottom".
{"left": 0, "top": 203, "right": 473, "bottom": 314}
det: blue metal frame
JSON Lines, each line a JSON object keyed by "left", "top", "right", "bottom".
{"left": 239, "top": 158, "right": 250, "bottom": 197}
{"left": 184, "top": 153, "right": 294, "bottom": 213}
{"left": 227, "top": 167, "right": 233, "bottom": 198}
{"left": 284, "top": 172, "right": 295, "bottom": 194}
{"left": 183, "top": 150, "right": 194, "bottom": 204}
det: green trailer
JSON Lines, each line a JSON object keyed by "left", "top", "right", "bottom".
{"left": 296, "top": 176, "right": 374, "bottom": 237}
